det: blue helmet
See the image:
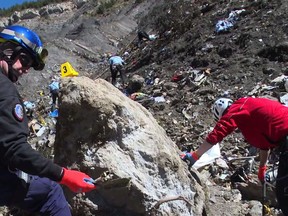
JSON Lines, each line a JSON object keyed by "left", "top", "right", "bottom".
{"left": 0, "top": 25, "right": 48, "bottom": 70}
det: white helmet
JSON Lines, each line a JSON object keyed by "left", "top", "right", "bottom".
{"left": 212, "top": 98, "right": 233, "bottom": 120}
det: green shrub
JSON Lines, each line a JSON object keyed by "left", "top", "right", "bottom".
{"left": 96, "top": 0, "right": 116, "bottom": 14}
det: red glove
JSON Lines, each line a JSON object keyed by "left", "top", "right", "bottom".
{"left": 59, "top": 168, "right": 96, "bottom": 193}
{"left": 258, "top": 165, "right": 267, "bottom": 183}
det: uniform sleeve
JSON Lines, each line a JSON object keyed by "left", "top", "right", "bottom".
{"left": 0, "top": 94, "right": 63, "bottom": 181}
{"left": 206, "top": 117, "right": 237, "bottom": 145}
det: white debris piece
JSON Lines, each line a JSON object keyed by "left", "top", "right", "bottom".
{"left": 193, "top": 144, "right": 221, "bottom": 169}
{"left": 280, "top": 93, "right": 288, "bottom": 106}
{"left": 36, "top": 126, "right": 46, "bottom": 137}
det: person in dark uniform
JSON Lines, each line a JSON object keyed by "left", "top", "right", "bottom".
{"left": 0, "top": 25, "right": 96, "bottom": 216}
{"left": 137, "top": 30, "right": 151, "bottom": 47}
{"left": 137, "top": 30, "right": 150, "bottom": 41}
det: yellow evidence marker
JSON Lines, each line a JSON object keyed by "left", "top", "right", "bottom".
{"left": 61, "top": 62, "right": 79, "bottom": 77}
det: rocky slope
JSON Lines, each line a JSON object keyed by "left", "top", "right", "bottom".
{"left": 1, "top": 0, "right": 288, "bottom": 215}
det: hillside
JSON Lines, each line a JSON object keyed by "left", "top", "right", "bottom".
{"left": 1, "top": 0, "right": 288, "bottom": 215}
{"left": 123, "top": 0, "right": 288, "bottom": 147}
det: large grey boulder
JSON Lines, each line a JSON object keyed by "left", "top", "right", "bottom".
{"left": 54, "top": 77, "right": 206, "bottom": 215}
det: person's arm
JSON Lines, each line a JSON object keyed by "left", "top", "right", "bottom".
{"left": 0, "top": 80, "right": 96, "bottom": 192}
{"left": 109, "top": 58, "right": 114, "bottom": 65}
{"left": 180, "top": 140, "right": 214, "bottom": 166}
{"left": 181, "top": 115, "right": 237, "bottom": 166}
{"left": 257, "top": 149, "right": 269, "bottom": 183}
{"left": 0, "top": 82, "right": 63, "bottom": 181}
{"left": 259, "top": 149, "right": 269, "bottom": 167}
{"left": 195, "top": 140, "right": 214, "bottom": 157}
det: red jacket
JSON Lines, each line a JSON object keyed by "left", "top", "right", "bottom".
{"left": 206, "top": 97, "right": 288, "bottom": 150}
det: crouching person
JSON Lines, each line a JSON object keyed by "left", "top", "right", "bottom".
{"left": 181, "top": 97, "right": 288, "bottom": 215}
{"left": 0, "top": 25, "right": 96, "bottom": 216}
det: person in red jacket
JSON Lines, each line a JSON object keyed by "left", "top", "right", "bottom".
{"left": 181, "top": 97, "right": 288, "bottom": 215}
{"left": 0, "top": 25, "right": 96, "bottom": 216}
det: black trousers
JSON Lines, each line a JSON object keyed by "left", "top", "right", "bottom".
{"left": 138, "top": 30, "right": 150, "bottom": 41}
{"left": 50, "top": 89, "right": 59, "bottom": 104}
{"left": 110, "top": 64, "right": 125, "bottom": 86}
{"left": 50, "top": 89, "right": 59, "bottom": 111}
{"left": 276, "top": 138, "right": 288, "bottom": 215}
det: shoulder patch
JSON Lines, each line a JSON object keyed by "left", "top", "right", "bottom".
{"left": 13, "top": 104, "right": 24, "bottom": 121}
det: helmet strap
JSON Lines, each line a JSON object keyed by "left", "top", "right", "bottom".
{"left": 7, "top": 64, "right": 18, "bottom": 82}
{"left": 10, "top": 45, "right": 24, "bottom": 62}
{"left": 0, "top": 46, "right": 23, "bottom": 82}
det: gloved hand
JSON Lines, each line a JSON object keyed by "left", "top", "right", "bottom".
{"left": 258, "top": 165, "right": 267, "bottom": 184}
{"left": 180, "top": 151, "right": 199, "bottom": 167}
{"left": 59, "top": 168, "right": 96, "bottom": 193}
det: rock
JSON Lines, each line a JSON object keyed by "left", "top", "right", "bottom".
{"left": 162, "top": 81, "right": 178, "bottom": 90}
{"left": 39, "top": 2, "right": 75, "bottom": 17}
{"left": 246, "top": 200, "right": 263, "bottom": 216}
{"left": 20, "top": 9, "right": 39, "bottom": 20}
{"left": 54, "top": 77, "right": 206, "bottom": 215}
{"left": 73, "top": 0, "right": 89, "bottom": 8}
{"left": 234, "top": 181, "right": 277, "bottom": 207}
{"left": 10, "top": 11, "right": 21, "bottom": 24}
{"left": 126, "top": 74, "right": 145, "bottom": 94}
{"left": 262, "top": 67, "right": 276, "bottom": 75}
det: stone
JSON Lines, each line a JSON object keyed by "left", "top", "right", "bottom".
{"left": 54, "top": 77, "right": 206, "bottom": 215}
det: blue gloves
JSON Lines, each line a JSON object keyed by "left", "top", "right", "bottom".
{"left": 180, "top": 151, "right": 199, "bottom": 167}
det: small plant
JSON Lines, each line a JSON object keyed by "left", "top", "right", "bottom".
{"left": 96, "top": 0, "right": 117, "bottom": 15}
{"left": 97, "top": 5, "right": 105, "bottom": 14}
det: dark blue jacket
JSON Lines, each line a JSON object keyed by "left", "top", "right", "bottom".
{"left": 0, "top": 71, "right": 62, "bottom": 181}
